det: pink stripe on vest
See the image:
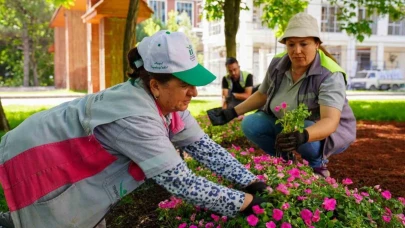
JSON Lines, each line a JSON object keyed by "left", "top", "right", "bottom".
{"left": 0, "top": 135, "right": 117, "bottom": 211}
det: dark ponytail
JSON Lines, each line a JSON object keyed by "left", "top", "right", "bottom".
{"left": 126, "top": 47, "right": 175, "bottom": 90}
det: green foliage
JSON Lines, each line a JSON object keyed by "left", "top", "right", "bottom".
{"left": 253, "top": 0, "right": 308, "bottom": 37}
{"left": 0, "top": 0, "right": 55, "bottom": 86}
{"left": 275, "top": 102, "right": 311, "bottom": 134}
{"left": 203, "top": 0, "right": 249, "bottom": 21}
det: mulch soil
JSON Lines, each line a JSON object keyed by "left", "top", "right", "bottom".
{"left": 106, "top": 121, "right": 405, "bottom": 228}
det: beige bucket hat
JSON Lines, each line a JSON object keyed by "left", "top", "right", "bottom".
{"left": 278, "top": 12, "right": 322, "bottom": 44}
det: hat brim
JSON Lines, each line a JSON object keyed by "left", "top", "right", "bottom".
{"left": 278, "top": 28, "right": 321, "bottom": 44}
{"left": 172, "top": 64, "right": 216, "bottom": 86}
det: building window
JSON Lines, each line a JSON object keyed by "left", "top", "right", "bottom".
{"left": 252, "top": 6, "right": 264, "bottom": 29}
{"left": 321, "top": 5, "right": 341, "bottom": 33}
{"left": 209, "top": 22, "right": 222, "bottom": 35}
{"left": 358, "top": 8, "right": 377, "bottom": 35}
{"left": 388, "top": 17, "right": 405, "bottom": 36}
{"left": 149, "top": 0, "right": 166, "bottom": 23}
{"left": 176, "top": 1, "right": 194, "bottom": 23}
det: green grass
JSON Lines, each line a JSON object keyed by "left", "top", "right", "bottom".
{"left": 349, "top": 100, "right": 405, "bottom": 121}
{"left": 0, "top": 89, "right": 86, "bottom": 96}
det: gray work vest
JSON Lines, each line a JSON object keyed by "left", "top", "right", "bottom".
{"left": 262, "top": 50, "right": 356, "bottom": 158}
{"left": 0, "top": 80, "right": 182, "bottom": 228}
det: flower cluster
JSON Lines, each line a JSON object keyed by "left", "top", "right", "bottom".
{"left": 274, "top": 102, "right": 311, "bottom": 133}
{"left": 158, "top": 145, "right": 405, "bottom": 228}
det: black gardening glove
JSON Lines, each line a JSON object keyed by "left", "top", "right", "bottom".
{"left": 241, "top": 195, "right": 267, "bottom": 216}
{"left": 243, "top": 181, "right": 268, "bottom": 195}
{"left": 207, "top": 107, "right": 238, "bottom": 126}
{"left": 276, "top": 129, "right": 309, "bottom": 152}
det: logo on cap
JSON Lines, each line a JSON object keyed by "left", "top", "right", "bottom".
{"left": 187, "top": 45, "right": 196, "bottom": 61}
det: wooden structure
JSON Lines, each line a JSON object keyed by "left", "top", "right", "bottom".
{"left": 50, "top": 0, "right": 152, "bottom": 92}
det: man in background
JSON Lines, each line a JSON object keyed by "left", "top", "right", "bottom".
{"left": 221, "top": 57, "right": 254, "bottom": 109}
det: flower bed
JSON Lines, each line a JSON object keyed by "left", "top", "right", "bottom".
{"left": 158, "top": 145, "right": 405, "bottom": 227}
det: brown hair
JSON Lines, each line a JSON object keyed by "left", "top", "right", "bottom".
{"left": 314, "top": 38, "right": 338, "bottom": 63}
{"left": 127, "top": 47, "right": 175, "bottom": 91}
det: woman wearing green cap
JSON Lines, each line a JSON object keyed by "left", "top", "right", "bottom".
{"left": 208, "top": 13, "right": 356, "bottom": 178}
{"left": 0, "top": 31, "right": 267, "bottom": 228}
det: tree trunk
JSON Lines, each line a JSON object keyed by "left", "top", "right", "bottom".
{"left": 123, "top": 0, "right": 140, "bottom": 81}
{"left": 31, "top": 56, "right": 39, "bottom": 86}
{"left": 0, "top": 98, "right": 10, "bottom": 132}
{"left": 224, "top": 0, "right": 241, "bottom": 58}
{"left": 22, "top": 23, "right": 30, "bottom": 87}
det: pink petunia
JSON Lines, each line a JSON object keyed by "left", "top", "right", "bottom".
{"left": 288, "top": 168, "right": 301, "bottom": 178}
{"left": 276, "top": 183, "right": 290, "bottom": 195}
{"left": 266, "top": 221, "right": 276, "bottom": 228}
{"left": 398, "top": 197, "right": 405, "bottom": 206}
{"left": 246, "top": 215, "right": 259, "bottom": 226}
{"left": 240, "top": 151, "right": 249, "bottom": 156}
{"left": 221, "top": 216, "right": 227, "bottom": 223}
{"left": 342, "top": 178, "right": 353, "bottom": 185}
{"left": 281, "top": 202, "right": 290, "bottom": 210}
{"left": 190, "top": 225, "right": 198, "bottom": 228}
{"left": 322, "top": 197, "right": 337, "bottom": 211}
{"left": 281, "top": 222, "right": 292, "bottom": 228}
{"left": 231, "top": 144, "right": 241, "bottom": 151}
{"left": 383, "top": 215, "right": 391, "bottom": 223}
{"left": 211, "top": 214, "right": 220, "bottom": 222}
{"left": 304, "top": 189, "right": 312, "bottom": 194}
{"left": 252, "top": 205, "right": 265, "bottom": 215}
{"left": 248, "top": 147, "right": 255, "bottom": 153}
{"left": 205, "top": 222, "right": 215, "bottom": 228}
{"left": 300, "top": 209, "right": 313, "bottom": 221}
{"left": 312, "top": 209, "right": 321, "bottom": 222}
{"left": 281, "top": 102, "right": 287, "bottom": 109}
{"left": 178, "top": 223, "right": 187, "bottom": 228}
{"left": 275, "top": 106, "right": 281, "bottom": 112}
{"left": 272, "top": 209, "right": 284, "bottom": 221}
{"left": 381, "top": 190, "right": 392, "bottom": 200}
{"left": 190, "top": 213, "right": 196, "bottom": 222}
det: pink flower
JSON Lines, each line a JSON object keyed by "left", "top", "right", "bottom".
{"left": 281, "top": 222, "right": 292, "bottom": 228}
{"left": 383, "top": 215, "right": 391, "bottom": 223}
{"left": 304, "top": 189, "right": 312, "bottom": 194}
{"left": 353, "top": 193, "right": 363, "bottom": 204}
{"left": 381, "top": 190, "right": 391, "bottom": 200}
{"left": 190, "top": 225, "right": 198, "bottom": 228}
{"left": 248, "top": 147, "right": 255, "bottom": 153}
{"left": 221, "top": 216, "right": 227, "bottom": 223}
{"left": 231, "top": 144, "right": 241, "bottom": 151}
{"left": 252, "top": 205, "right": 265, "bottom": 215}
{"left": 190, "top": 213, "right": 196, "bottom": 222}
{"left": 281, "top": 102, "right": 287, "bottom": 109}
{"left": 287, "top": 168, "right": 301, "bottom": 178}
{"left": 281, "top": 202, "right": 290, "bottom": 210}
{"left": 178, "top": 223, "right": 187, "bottom": 228}
{"left": 275, "top": 106, "right": 281, "bottom": 112}
{"left": 273, "top": 209, "right": 284, "bottom": 221}
{"left": 266, "top": 221, "right": 276, "bottom": 228}
{"left": 245, "top": 163, "right": 251, "bottom": 169}
{"left": 205, "top": 222, "right": 215, "bottom": 228}
{"left": 211, "top": 214, "right": 220, "bottom": 222}
{"left": 254, "top": 164, "right": 264, "bottom": 171}
{"left": 342, "top": 178, "right": 353, "bottom": 185}
{"left": 312, "top": 209, "right": 321, "bottom": 222}
{"left": 297, "top": 196, "right": 307, "bottom": 201}
{"left": 246, "top": 215, "right": 259, "bottom": 226}
{"left": 240, "top": 151, "right": 249, "bottom": 156}
{"left": 322, "top": 197, "right": 337, "bottom": 211}
{"left": 300, "top": 209, "right": 313, "bottom": 221}
{"left": 398, "top": 197, "right": 405, "bottom": 205}
{"left": 276, "top": 183, "right": 290, "bottom": 195}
